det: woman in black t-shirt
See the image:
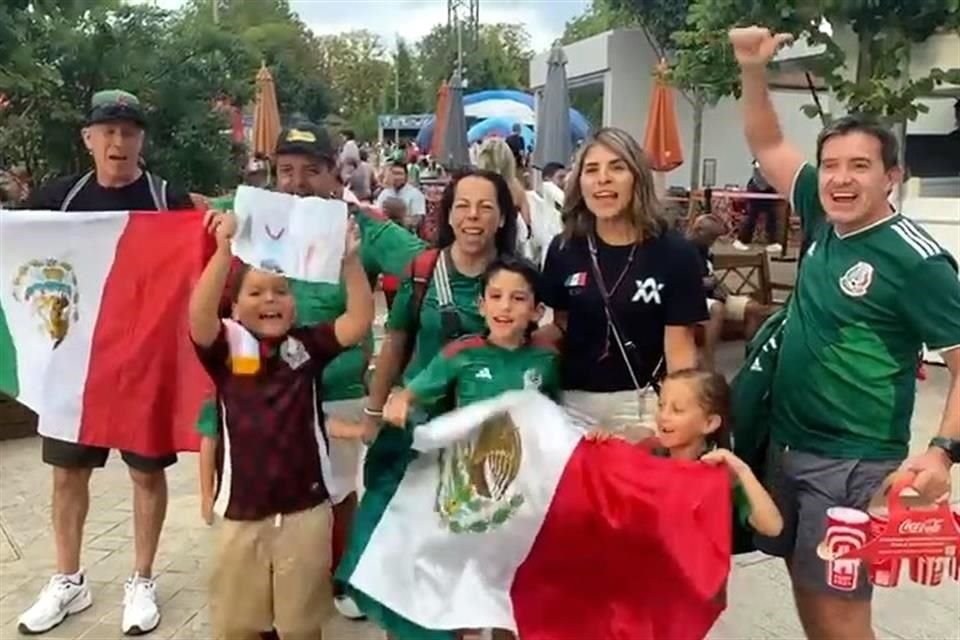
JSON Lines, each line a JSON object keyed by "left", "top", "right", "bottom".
{"left": 538, "top": 127, "right": 707, "bottom": 438}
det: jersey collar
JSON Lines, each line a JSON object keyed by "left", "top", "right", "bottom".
{"left": 834, "top": 211, "right": 899, "bottom": 240}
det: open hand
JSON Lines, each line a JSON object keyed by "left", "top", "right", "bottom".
{"left": 203, "top": 210, "right": 237, "bottom": 252}
{"left": 729, "top": 26, "right": 794, "bottom": 68}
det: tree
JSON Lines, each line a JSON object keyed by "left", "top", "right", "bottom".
{"left": 384, "top": 38, "right": 426, "bottom": 114}
{"left": 0, "top": 3, "right": 256, "bottom": 193}
{"left": 670, "top": 0, "right": 960, "bottom": 179}
{"left": 561, "top": 0, "right": 638, "bottom": 45}
{"left": 184, "top": 0, "right": 333, "bottom": 123}
{"left": 415, "top": 22, "right": 533, "bottom": 104}
{"left": 317, "top": 30, "right": 392, "bottom": 138}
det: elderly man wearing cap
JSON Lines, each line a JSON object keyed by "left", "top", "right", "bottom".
{"left": 196, "top": 122, "right": 424, "bottom": 626}
{"left": 17, "top": 90, "right": 194, "bottom": 637}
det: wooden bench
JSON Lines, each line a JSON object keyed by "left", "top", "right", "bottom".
{"left": 0, "top": 394, "right": 37, "bottom": 441}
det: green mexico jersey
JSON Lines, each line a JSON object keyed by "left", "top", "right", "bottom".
{"left": 770, "top": 164, "right": 960, "bottom": 459}
{"left": 386, "top": 258, "right": 487, "bottom": 383}
{"left": 408, "top": 335, "right": 560, "bottom": 415}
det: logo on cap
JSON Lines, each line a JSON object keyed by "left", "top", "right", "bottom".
{"left": 286, "top": 129, "right": 316, "bottom": 143}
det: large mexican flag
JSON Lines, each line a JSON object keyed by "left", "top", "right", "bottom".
{"left": 338, "top": 391, "right": 733, "bottom": 640}
{"left": 0, "top": 210, "right": 214, "bottom": 456}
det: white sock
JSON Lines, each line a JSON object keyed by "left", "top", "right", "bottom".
{"left": 61, "top": 570, "right": 83, "bottom": 585}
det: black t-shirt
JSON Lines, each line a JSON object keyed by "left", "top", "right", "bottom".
{"left": 542, "top": 230, "right": 708, "bottom": 392}
{"left": 24, "top": 172, "right": 194, "bottom": 211}
{"left": 505, "top": 134, "right": 525, "bottom": 166}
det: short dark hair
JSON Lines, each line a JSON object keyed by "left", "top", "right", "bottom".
{"left": 542, "top": 162, "right": 565, "bottom": 180}
{"left": 481, "top": 255, "right": 543, "bottom": 303}
{"left": 389, "top": 161, "right": 408, "bottom": 174}
{"left": 438, "top": 168, "right": 518, "bottom": 257}
{"left": 342, "top": 129, "right": 355, "bottom": 140}
{"left": 359, "top": 149, "right": 369, "bottom": 162}
{"left": 816, "top": 114, "right": 899, "bottom": 170}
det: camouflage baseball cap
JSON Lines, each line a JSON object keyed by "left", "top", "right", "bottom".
{"left": 87, "top": 90, "right": 147, "bottom": 128}
{"left": 274, "top": 123, "right": 336, "bottom": 161}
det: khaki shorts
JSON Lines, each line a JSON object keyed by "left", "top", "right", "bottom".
{"left": 210, "top": 503, "right": 334, "bottom": 638}
{"left": 563, "top": 389, "right": 656, "bottom": 442}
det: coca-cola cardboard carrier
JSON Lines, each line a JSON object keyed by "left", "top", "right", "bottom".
{"left": 819, "top": 473, "right": 960, "bottom": 587}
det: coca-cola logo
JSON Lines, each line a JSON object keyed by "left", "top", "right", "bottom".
{"left": 898, "top": 518, "right": 944, "bottom": 535}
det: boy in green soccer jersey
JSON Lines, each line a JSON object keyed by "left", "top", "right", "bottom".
{"left": 730, "top": 26, "right": 960, "bottom": 640}
{"left": 382, "top": 255, "right": 559, "bottom": 434}
{"left": 196, "top": 122, "right": 424, "bottom": 621}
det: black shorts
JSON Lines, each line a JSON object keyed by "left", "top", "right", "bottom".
{"left": 41, "top": 437, "right": 177, "bottom": 472}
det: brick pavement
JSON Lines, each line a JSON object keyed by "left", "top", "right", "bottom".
{"left": 1, "top": 345, "right": 957, "bottom": 639}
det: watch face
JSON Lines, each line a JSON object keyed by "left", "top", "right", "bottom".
{"left": 932, "top": 437, "right": 960, "bottom": 463}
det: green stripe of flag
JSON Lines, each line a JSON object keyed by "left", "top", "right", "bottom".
{"left": 336, "top": 427, "right": 454, "bottom": 640}
{"left": 0, "top": 304, "right": 18, "bottom": 397}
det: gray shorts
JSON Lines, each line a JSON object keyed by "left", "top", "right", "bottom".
{"left": 754, "top": 445, "right": 901, "bottom": 600}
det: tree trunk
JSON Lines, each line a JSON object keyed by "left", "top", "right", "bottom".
{"left": 689, "top": 94, "right": 704, "bottom": 192}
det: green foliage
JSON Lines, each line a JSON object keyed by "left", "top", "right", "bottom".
{"left": 416, "top": 22, "right": 533, "bottom": 104}
{"left": 317, "top": 30, "right": 392, "bottom": 134}
{"left": 383, "top": 38, "right": 426, "bottom": 114}
{"left": 0, "top": 3, "right": 257, "bottom": 192}
{"left": 561, "top": 0, "right": 639, "bottom": 45}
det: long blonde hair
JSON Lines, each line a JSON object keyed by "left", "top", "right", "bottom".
{"left": 476, "top": 138, "right": 517, "bottom": 183}
{"left": 562, "top": 127, "right": 667, "bottom": 242}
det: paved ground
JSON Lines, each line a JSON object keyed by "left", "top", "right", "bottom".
{"left": 1, "top": 343, "right": 958, "bottom": 640}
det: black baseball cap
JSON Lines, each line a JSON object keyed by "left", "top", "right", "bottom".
{"left": 274, "top": 123, "right": 336, "bottom": 161}
{"left": 87, "top": 90, "right": 147, "bottom": 127}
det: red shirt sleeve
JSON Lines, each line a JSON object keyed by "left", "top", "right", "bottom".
{"left": 192, "top": 322, "right": 229, "bottom": 382}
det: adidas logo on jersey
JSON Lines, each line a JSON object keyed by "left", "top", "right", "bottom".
{"left": 475, "top": 367, "right": 493, "bottom": 380}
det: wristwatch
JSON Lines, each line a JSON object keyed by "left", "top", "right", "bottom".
{"left": 928, "top": 436, "right": 960, "bottom": 464}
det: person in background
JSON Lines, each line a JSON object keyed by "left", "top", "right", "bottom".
{"left": 17, "top": 89, "right": 195, "bottom": 637}
{"left": 537, "top": 127, "right": 706, "bottom": 441}
{"left": 731, "top": 26, "right": 960, "bottom": 640}
{"left": 733, "top": 159, "right": 781, "bottom": 253}
{"left": 476, "top": 138, "right": 531, "bottom": 229}
{"left": 542, "top": 162, "right": 568, "bottom": 190}
{"left": 505, "top": 123, "right": 526, "bottom": 170}
{"left": 380, "top": 197, "right": 408, "bottom": 310}
{"left": 340, "top": 129, "right": 360, "bottom": 167}
{"left": 244, "top": 156, "right": 270, "bottom": 188}
{"left": 375, "top": 161, "right": 426, "bottom": 227}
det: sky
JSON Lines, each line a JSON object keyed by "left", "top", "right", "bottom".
{"left": 144, "top": 0, "right": 592, "bottom": 52}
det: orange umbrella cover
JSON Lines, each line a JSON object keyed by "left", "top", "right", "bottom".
{"left": 643, "top": 63, "right": 683, "bottom": 172}
{"left": 252, "top": 62, "right": 282, "bottom": 159}
{"left": 430, "top": 81, "right": 450, "bottom": 158}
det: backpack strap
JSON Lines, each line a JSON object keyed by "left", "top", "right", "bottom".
{"left": 60, "top": 171, "right": 94, "bottom": 211}
{"left": 396, "top": 248, "right": 442, "bottom": 377}
{"left": 145, "top": 172, "right": 169, "bottom": 210}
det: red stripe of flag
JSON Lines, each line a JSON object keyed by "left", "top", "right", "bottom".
{"left": 79, "top": 211, "right": 215, "bottom": 456}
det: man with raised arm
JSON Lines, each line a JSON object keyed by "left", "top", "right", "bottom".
{"left": 730, "top": 26, "right": 960, "bottom": 640}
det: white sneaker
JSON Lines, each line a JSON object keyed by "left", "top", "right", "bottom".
{"left": 17, "top": 573, "right": 93, "bottom": 634}
{"left": 333, "top": 594, "right": 366, "bottom": 620}
{"left": 732, "top": 240, "right": 750, "bottom": 251}
{"left": 765, "top": 243, "right": 783, "bottom": 254}
{"left": 122, "top": 573, "right": 160, "bottom": 636}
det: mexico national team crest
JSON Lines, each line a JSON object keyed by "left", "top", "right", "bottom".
{"left": 11, "top": 258, "right": 80, "bottom": 348}
{"left": 436, "top": 411, "right": 525, "bottom": 534}
{"left": 839, "top": 261, "right": 874, "bottom": 298}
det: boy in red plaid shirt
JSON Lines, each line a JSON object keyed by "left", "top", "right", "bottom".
{"left": 189, "top": 211, "right": 373, "bottom": 639}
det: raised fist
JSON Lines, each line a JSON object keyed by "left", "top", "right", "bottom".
{"left": 729, "top": 26, "right": 794, "bottom": 68}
